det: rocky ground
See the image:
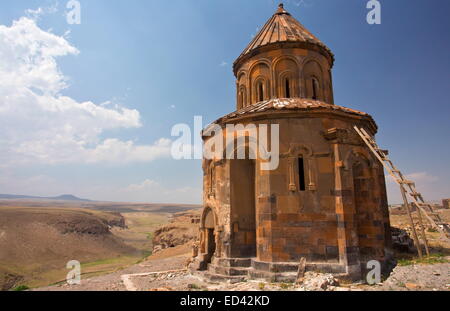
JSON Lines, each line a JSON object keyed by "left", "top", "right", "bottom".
{"left": 363, "top": 262, "right": 450, "bottom": 291}
{"left": 33, "top": 208, "right": 450, "bottom": 291}
{"left": 34, "top": 247, "right": 450, "bottom": 291}
{"left": 34, "top": 248, "right": 190, "bottom": 291}
{"left": 151, "top": 210, "right": 200, "bottom": 254}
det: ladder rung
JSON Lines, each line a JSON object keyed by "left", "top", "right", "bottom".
{"left": 415, "top": 202, "right": 428, "bottom": 207}
{"left": 400, "top": 180, "right": 415, "bottom": 186}
{"left": 410, "top": 192, "right": 422, "bottom": 197}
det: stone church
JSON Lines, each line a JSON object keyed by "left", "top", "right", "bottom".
{"left": 190, "top": 4, "right": 393, "bottom": 281}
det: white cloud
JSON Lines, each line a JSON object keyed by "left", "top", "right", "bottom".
{"left": 85, "top": 138, "right": 172, "bottom": 164}
{"left": 26, "top": 2, "right": 59, "bottom": 20}
{"left": 0, "top": 16, "right": 171, "bottom": 166}
{"left": 120, "top": 179, "right": 201, "bottom": 204}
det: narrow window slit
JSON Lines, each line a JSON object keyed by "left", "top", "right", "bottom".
{"left": 258, "top": 82, "right": 264, "bottom": 102}
{"left": 285, "top": 78, "right": 291, "bottom": 98}
{"left": 312, "top": 78, "right": 318, "bottom": 100}
{"left": 298, "top": 157, "right": 306, "bottom": 191}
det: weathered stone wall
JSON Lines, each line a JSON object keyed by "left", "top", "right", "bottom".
{"left": 235, "top": 48, "right": 334, "bottom": 109}
{"left": 199, "top": 110, "right": 391, "bottom": 276}
{"left": 189, "top": 4, "right": 393, "bottom": 281}
{"left": 443, "top": 199, "right": 450, "bottom": 209}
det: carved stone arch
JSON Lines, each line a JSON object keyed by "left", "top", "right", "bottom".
{"left": 199, "top": 206, "right": 221, "bottom": 260}
{"left": 248, "top": 58, "right": 272, "bottom": 76}
{"left": 249, "top": 60, "right": 271, "bottom": 104}
{"left": 284, "top": 143, "right": 316, "bottom": 191}
{"left": 273, "top": 54, "right": 300, "bottom": 70}
{"left": 202, "top": 206, "right": 217, "bottom": 229}
{"left": 302, "top": 58, "right": 324, "bottom": 100}
{"left": 273, "top": 55, "right": 300, "bottom": 98}
{"left": 237, "top": 85, "right": 247, "bottom": 109}
{"left": 278, "top": 70, "right": 298, "bottom": 98}
{"left": 236, "top": 71, "right": 248, "bottom": 109}
{"left": 252, "top": 75, "right": 270, "bottom": 104}
{"left": 287, "top": 143, "right": 313, "bottom": 158}
{"left": 343, "top": 150, "right": 375, "bottom": 171}
{"left": 237, "top": 70, "right": 247, "bottom": 81}
{"left": 301, "top": 56, "right": 324, "bottom": 71}
{"left": 272, "top": 55, "right": 300, "bottom": 75}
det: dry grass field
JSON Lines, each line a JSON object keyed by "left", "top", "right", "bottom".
{"left": 390, "top": 208, "right": 450, "bottom": 258}
{"left": 0, "top": 199, "right": 200, "bottom": 290}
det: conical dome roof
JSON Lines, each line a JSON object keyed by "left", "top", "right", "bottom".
{"left": 233, "top": 4, "right": 334, "bottom": 74}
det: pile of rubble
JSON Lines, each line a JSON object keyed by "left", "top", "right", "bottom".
{"left": 391, "top": 227, "right": 416, "bottom": 253}
{"left": 296, "top": 272, "right": 340, "bottom": 291}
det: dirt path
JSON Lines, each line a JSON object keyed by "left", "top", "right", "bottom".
{"left": 34, "top": 253, "right": 190, "bottom": 291}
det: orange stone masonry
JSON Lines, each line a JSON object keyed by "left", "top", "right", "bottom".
{"left": 189, "top": 4, "right": 393, "bottom": 282}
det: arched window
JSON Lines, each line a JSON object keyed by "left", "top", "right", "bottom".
{"left": 311, "top": 78, "right": 319, "bottom": 100}
{"left": 257, "top": 81, "right": 264, "bottom": 102}
{"left": 238, "top": 91, "right": 243, "bottom": 109}
{"left": 237, "top": 86, "right": 247, "bottom": 109}
{"left": 285, "top": 78, "right": 291, "bottom": 98}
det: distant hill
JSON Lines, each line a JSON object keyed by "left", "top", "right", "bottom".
{"left": 0, "top": 193, "right": 92, "bottom": 202}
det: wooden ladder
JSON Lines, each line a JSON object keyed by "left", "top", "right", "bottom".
{"left": 354, "top": 126, "right": 450, "bottom": 258}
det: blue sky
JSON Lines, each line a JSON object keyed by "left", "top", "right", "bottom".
{"left": 0, "top": 0, "right": 449, "bottom": 204}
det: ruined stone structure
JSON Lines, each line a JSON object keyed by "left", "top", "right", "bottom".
{"left": 443, "top": 199, "right": 450, "bottom": 210}
{"left": 190, "top": 4, "right": 393, "bottom": 281}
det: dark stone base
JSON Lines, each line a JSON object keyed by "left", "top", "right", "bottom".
{"left": 190, "top": 255, "right": 374, "bottom": 283}
{"left": 212, "top": 257, "right": 252, "bottom": 268}
{"left": 250, "top": 259, "right": 350, "bottom": 282}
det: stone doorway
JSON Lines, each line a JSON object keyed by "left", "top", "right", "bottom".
{"left": 203, "top": 208, "right": 216, "bottom": 265}
{"left": 230, "top": 158, "right": 256, "bottom": 258}
{"left": 206, "top": 228, "right": 216, "bottom": 262}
